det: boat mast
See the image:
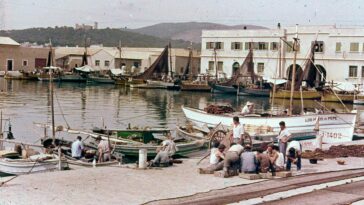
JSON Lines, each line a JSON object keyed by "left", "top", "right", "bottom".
{"left": 189, "top": 42, "right": 193, "bottom": 80}
{"left": 214, "top": 47, "right": 217, "bottom": 82}
{"left": 289, "top": 25, "right": 299, "bottom": 116}
{"left": 49, "top": 41, "right": 56, "bottom": 144}
{"left": 169, "top": 42, "right": 173, "bottom": 78}
{"left": 119, "top": 40, "right": 122, "bottom": 69}
{"left": 0, "top": 111, "right": 3, "bottom": 150}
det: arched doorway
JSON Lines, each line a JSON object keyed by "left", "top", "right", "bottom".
{"left": 232, "top": 62, "right": 240, "bottom": 75}
{"left": 286, "top": 64, "right": 303, "bottom": 81}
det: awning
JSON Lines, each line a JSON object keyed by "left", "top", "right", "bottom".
{"left": 75, "top": 65, "right": 99, "bottom": 73}
{"left": 110, "top": 68, "right": 123, "bottom": 76}
{"left": 43, "top": 66, "right": 62, "bottom": 71}
{"left": 264, "top": 77, "right": 287, "bottom": 85}
{"left": 331, "top": 82, "right": 356, "bottom": 92}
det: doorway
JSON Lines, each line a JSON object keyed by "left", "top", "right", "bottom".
{"left": 7, "top": 59, "right": 13, "bottom": 71}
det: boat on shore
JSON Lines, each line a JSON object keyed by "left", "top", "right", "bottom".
{"left": 181, "top": 106, "right": 357, "bottom": 144}
{"left": 0, "top": 151, "right": 68, "bottom": 175}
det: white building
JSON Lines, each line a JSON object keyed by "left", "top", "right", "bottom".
{"left": 201, "top": 25, "right": 364, "bottom": 84}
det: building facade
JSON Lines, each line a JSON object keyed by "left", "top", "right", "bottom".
{"left": 0, "top": 37, "right": 50, "bottom": 72}
{"left": 201, "top": 25, "right": 364, "bottom": 83}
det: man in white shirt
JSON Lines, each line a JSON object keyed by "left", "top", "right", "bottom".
{"left": 231, "top": 116, "right": 244, "bottom": 144}
{"left": 96, "top": 136, "right": 111, "bottom": 162}
{"left": 241, "top": 101, "right": 254, "bottom": 115}
{"left": 223, "top": 139, "right": 244, "bottom": 177}
{"left": 286, "top": 140, "right": 302, "bottom": 171}
{"left": 277, "top": 121, "right": 291, "bottom": 160}
{"left": 71, "top": 136, "right": 84, "bottom": 159}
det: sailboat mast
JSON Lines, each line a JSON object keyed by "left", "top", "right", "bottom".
{"left": 49, "top": 43, "right": 56, "bottom": 143}
{"left": 289, "top": 25, "right": 299, "bottom": 116}
{"left": 189, "top": 42, "right": 193, "bottom": 80}
{"left": 0, "top": 111, "right": 3, "bottom": 150}
{"left": 119, "top": 40, "right": 122, "bottom": 69}
{"left": 169, "top": 42, "right": 172, "bottom": 77}
{"left": 214, "top": 48, "right": 217, "bottom": 82}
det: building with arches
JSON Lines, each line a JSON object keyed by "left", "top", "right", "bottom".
{"left": 200, "top": 25, "right": 364, "bottom": 84}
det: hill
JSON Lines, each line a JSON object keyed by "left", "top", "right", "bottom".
{"left": 131, "top": 22, "right": 267, "bottom": 43}
{"left": 0, "top": 27, "right": 191, "bottom": 48}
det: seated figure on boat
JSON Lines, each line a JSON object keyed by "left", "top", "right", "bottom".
{"left": 241, "top": 102, "right": 254, "bottom": 115}
{"left": 71, "top": 136, "right": 84, "bottom": 160}
{"left": 199, "top": 141, "right": 226, "bottom": 174}
{"left": 96, "top": 136, "right": 111, "bottom": 162}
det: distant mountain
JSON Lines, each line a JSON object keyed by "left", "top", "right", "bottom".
{"left": 0, "top": 27, "right": 191, "bottom": 48}
{"left": 131, "top": 22, "right": 267, "bottom": 43}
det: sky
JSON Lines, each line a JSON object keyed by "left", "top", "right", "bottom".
{"left": 1, "top": 0, "right": 364, "bottom": 30}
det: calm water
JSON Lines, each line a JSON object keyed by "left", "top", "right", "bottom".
{"left": 0, "top": 78, "right": 354, "bottom": 144}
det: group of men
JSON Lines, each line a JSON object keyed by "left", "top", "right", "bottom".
{"left": 71, "top": 135, "right": 111, "bottom": 162}
{"left": 200, "top": 116, "right": 302, "bottom": 177}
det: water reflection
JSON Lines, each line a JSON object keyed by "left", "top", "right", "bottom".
{"left": 0, "top": 78, "right": 358, "bottom": 144}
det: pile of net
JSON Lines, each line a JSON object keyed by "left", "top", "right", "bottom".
{"left": 204, "top": 105, "right": 235, "bottom": 114}
{"left": 302, "top": 145, "right": 364, "bottom": 159}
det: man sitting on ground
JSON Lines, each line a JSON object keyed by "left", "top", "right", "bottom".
{"left": 269, "top": 145, "right": 285, "bottom": 171}
{"left": 222, "top": 139, "right": 244, "bottom": 177}
{"left": 256, "top": 148, "right": 273, "bottom": 174}
{"left": 150, "top": 138, "right": 178, "bottom": 167}
{"left": 286, "top": 140, "right": 302, "bottom": 171}
{"left": 240, "top": 144, "right": 257, "bottom": 174}
{"left": 199, "top": 141, "right": 226, "bottom": 174}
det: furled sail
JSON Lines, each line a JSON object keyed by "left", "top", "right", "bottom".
{"left": 134, "top": 45, "right": 169, "bottom": 80}
{"left": 182, "top": 49, "right": 193, "bottom": 79}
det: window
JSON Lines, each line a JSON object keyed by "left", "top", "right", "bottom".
{"left": 206, "top": 42, "right": 224, "bottom": 50}
{"left": 350, "top": 43, "right": 359, "bottom": 52}
{"left": 206, "top": 42, "right": 214, "bottom": 49}
{"left": 335, "top": 42, "right": 342, "bottom": 52}
{"left": 244, "top": 42, "right": 252, "bottom": 50}
{"left": 215, "top": 42, "right": 224, "bottom": 49}
{"left": 270, "top": 42, "right": 279, "bottom": 51}
{"left": 258, "top": 42, "right": 269, "bottom": 50}
{"left": 95, "top": 60, "right": 100, "bottom": 66}
{"left": 217, "top": 61, "right": 223, "bottom": 71}
{"left": 208, "top": 61, "right": 214, "bottom": 71}
{"left": 104, "top": 60, "right": 110, "bottom": 67}
{"left": 349, "top": 66, "right": 358, "bottom": 77}
{"left": 257, "top": 63, "right": 264, "bottom": 74}
{"left": 22, "top": 60, "right": 28, "bottom": 66}
{"left": 313, "top": 41, "right": 324, "bottom": 52}
{"left": 231, "top": 42, "right": 242, "bottom": 50}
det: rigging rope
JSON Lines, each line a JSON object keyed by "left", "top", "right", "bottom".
{"left": 54, "top": 91, "right": 71, "bottom": 129}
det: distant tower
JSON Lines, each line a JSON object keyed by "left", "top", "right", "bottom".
{"left": 94, "top": 22, "right": 98, "bottom": 29}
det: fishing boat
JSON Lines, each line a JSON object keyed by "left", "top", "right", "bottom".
{"left": 238, "top": 86, "right": 270, "bottom": 97}
{"left": 181, "top": 106, "right": 357, "bottom": 144}
{"left": 88, "top": 74, "right": 115, "bottom": 84}
{"left": 92, "top": 127, "right": 205, "bottom": 158}
{"left": 0, "top": 152, "right": 68, "bottom": 175}
{"left": 60, "top": 72, "right": 87, "bottom": 82}
{"left": 273, "top": 89, "right": 321, "bottom": 99}
{"left": 321, "top": 82, "right": 359, "bottom": 103}
{"left": 4, "top": 71, "right": 38, "bottom": 81}
{"left": 130, "top": 44, "right": 179, "bottom": 90}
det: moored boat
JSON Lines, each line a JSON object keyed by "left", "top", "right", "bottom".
{"left": 180, "top": 81, "right": 211, "bottom": 92}
{"left": 272, "top": 89, "right": 321, "bottom": 99}
{"left": 182, "top": 106, "right": 357, "bottom": 144}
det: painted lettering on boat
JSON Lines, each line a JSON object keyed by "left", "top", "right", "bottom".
{"left": 304, "top": 116, "right": 337, "bottom": 123}
{"left": 320, "top": 131, "right": 343, "bottom": 139}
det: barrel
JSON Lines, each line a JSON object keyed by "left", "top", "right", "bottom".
{"left": 138, "top": 149, "right": 147, "bottom": 169}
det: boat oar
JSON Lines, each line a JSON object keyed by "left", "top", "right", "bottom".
{"left": 196, "top": 152, "right": 210, "bottom": 165}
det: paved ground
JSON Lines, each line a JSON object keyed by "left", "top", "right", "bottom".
{"left": 0, "top": 157, "right": 363, "bottom": 205}
{"left": 264, "top": 181, "right": 364, "bottom": 205}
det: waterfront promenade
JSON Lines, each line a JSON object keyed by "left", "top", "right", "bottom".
{"left": 1, "top": 155, "right": 364, "bottom": 205}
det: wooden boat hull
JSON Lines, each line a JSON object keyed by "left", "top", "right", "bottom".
{"left": 65, "top": 156, "right": 119, "bottom": 167}
{"left": 113, "top": 140, "right": 206, "bottom": 158}
{"left": 180, "top": 82, "right": 211, "bottom": 92}
{"left": 209, "top": 83, "right": 237, "bottom": 94}
{"left": 354, "top": 99, "right": 364, "bottom": 105}
{"left": 321, "top": 93, "right": 355, "bottom": 103}
{"left": 272, "top": 90, "right": 321, "bottom": 99}
{"left": 175, "top": 126, "right": 207, "bottom": 141}
{"left": 182, "top": 106, "right": 356, "bottom": 144}
{"left": 88, "top": 76, "right": 115, "bottom": 84}
{"left": 0, "top": 158, "right": 68, "bottom": 175}
{"left": 238, "top": 88, "right": 270, "bottom": 97}
{"left": 60, "top": 74, "right": 87, "bottom": 82}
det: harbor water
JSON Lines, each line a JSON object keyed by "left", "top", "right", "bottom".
{"left": 0, "top": 78, "right": 357, "bottom": 144}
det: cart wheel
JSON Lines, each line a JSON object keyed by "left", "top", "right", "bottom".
{"left": 209, "top": 130, "right": 227, "bottom": 149}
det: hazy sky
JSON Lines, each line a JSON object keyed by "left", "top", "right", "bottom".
{"left": 1, "top": 0, "right": 364, "bottom": 30}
